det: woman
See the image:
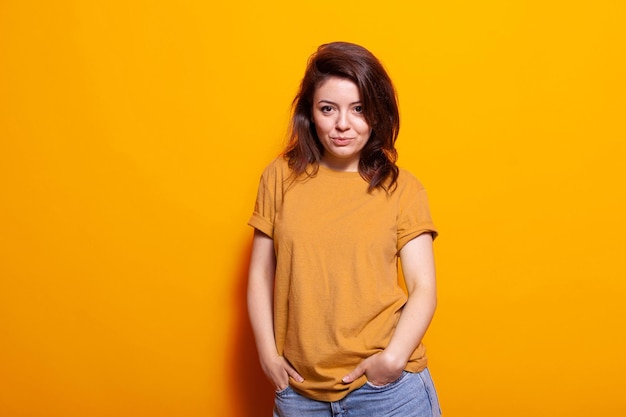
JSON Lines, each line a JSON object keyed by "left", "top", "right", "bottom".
{"left": 248, "top": 42, "right": 441, "bottom": 417}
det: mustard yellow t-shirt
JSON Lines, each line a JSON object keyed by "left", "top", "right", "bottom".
{"left": 248, "top": 157, "right": 437, "bottom": 402}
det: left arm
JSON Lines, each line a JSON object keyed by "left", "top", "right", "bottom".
{"left": 343, "top": 232, "right": 437, "bottom": 385}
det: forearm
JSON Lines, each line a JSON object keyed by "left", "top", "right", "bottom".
{"left": 247, "top": 270, "right": 278, "bottom": 361}
{"left": 385, "top": 232, "right": 437, "bottom": 367}
{"left": 384, "top": 285, "right": 436, "bottom": 367}
{"left": 247, "top": 230, "right": 304, "bottom": 387}
{"left": 247, "top": 230, "right": 279, "bottom": 361}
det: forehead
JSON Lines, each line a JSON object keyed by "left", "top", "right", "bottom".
{"left": 314, "top": 77, "right": 361, "bottom": 101}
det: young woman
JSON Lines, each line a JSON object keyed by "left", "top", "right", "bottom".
{"left": 248, "top": 42, "right": 442, "bottom": 417}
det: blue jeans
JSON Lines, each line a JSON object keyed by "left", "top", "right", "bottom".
{"left": 273, "top": 368, "right": 442, "bottom": 417}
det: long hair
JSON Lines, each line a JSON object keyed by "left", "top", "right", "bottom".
{"left": 284, "top": 42, "right": 400, "bottom": 192}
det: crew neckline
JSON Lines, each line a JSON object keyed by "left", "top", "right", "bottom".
{"left": 317, "top": 163, "right": 362, "bottom": 177}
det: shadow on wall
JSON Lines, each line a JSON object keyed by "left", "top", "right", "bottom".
{"left": 231, "top": 240, "right": 275, "bottom": 416}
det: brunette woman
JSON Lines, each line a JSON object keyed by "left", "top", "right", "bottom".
{"left": 248, "top": 41, "right": 442, "bottom": 417}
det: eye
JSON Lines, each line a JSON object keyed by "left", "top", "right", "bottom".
{"left": 320, "top": 105, "right": 333, "bottom": 113}
{"left": 353, "top": 106, "right": 363, "bottom": 113}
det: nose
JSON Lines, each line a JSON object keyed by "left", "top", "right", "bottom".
{"left": 336, "top": 111, "right": 350, "bottom": 131}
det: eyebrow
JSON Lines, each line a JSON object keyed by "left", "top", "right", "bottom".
{"left": 317, "top": 99, "right": 363, "bottom": 106}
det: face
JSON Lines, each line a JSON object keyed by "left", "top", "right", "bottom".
{"left": 312, "top": 77, "right": 372, "bottom": 172}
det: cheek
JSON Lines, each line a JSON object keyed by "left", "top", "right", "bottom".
{"left": 312, "top": 123, "right": 326, "bottom": 142}
{"left": 313, "top": 118, "right": 332, "bottom": 136}
{"left": 352, "top": 117, "right": 370, "bottom": 132}
{"left": 357, "top": 121, "right": 372, "bottom": 137}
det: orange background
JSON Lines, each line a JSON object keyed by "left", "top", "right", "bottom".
{"left": 1, "top": 1, "right": 625, "bottom": 416}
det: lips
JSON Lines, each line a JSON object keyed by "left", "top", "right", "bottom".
{"left": 331, "top": 137, "right": 354, "bottom": 146}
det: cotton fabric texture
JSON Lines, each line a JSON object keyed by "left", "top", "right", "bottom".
{"left": 248, "top": 157, "right": 437, "bottom": 402}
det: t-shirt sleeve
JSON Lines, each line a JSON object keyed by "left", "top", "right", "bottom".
{"left": 248, "top": 160, "right": 281, "bottom": 238}
{"left": 397, "top": 172, "right": 438, "bottom": 251}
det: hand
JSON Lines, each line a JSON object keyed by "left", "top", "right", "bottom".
{"left": 260, "top": 354, "right": 304, "bottom": 391}
{"left": 342, "top": 351, "right": 405, "bottom": 386}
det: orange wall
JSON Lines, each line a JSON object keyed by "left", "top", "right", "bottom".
{"left": 1, "top": 1, "right": 625, "bottom": 416}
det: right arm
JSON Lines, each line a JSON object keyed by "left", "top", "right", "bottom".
{"left": 247, "top": 229, "right": 304, "bottom": 391}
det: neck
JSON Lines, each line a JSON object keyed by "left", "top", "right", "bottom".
{"left": 320, "top": 156, "right": 359, "bottom": 172}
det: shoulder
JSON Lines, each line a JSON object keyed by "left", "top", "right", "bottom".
{"left": 260, "top": 155, "right": 292, "bottom": 180}
{"left": 395, "top": 167, "right": 426, "bottom": 193}
{"left": 256, "top": 156, "right": 297, "bottom": 197}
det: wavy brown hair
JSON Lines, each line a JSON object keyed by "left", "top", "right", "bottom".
{"left": 284, "top": 42, "right": 400, "bottom": 192}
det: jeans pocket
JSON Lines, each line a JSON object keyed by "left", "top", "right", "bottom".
{"left": 275, "top": 385, "right": 291, "bottom": 397}
{"left": 365, "top": 371, "right": 408, "bottom": 390}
